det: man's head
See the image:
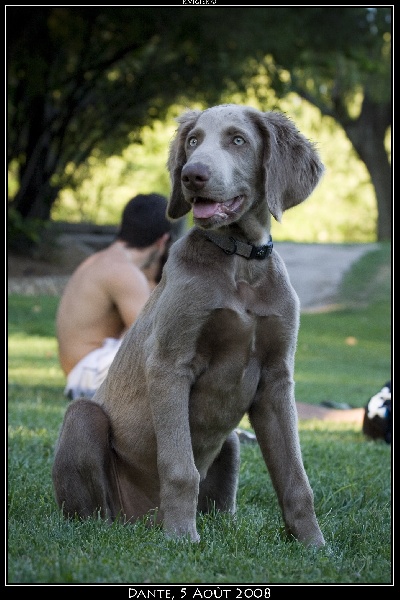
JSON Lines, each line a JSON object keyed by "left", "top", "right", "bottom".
{"left": 117, "top": 194, "right": 172, "bottom": 248}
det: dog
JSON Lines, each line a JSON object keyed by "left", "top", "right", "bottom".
{"left": 52, "top": 104, "right": 326, "bottom": 547}
{"left": 362, "top": 381, "right": 392, "bottom": 444}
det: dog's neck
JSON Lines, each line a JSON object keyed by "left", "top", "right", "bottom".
{"left": 203, "top": 229, "right": 273, "bottom": 260}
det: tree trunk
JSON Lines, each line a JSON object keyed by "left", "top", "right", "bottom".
{"left": 341, "top": 97, "right": 392, "bottom": 242}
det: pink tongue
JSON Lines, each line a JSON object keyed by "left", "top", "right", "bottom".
{"left": 193, "top": 201, "right": 220, "bottom": 219}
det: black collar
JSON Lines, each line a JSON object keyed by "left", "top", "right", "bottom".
{"left": 204, "top": 231, "right": 273, "bottom": 260}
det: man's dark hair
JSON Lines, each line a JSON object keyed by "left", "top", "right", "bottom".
{"left": 117, "top": 194, "right": 172, "bottom": 248}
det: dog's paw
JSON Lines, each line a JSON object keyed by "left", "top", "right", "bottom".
{"left": 283, "top": 523, "right": 325, "bottom": 548}
{"left": 301, "top": 532, "right": 326, "bottom": 548}
{"left": 164, "top": 524, "right": 200, "bottom": 543}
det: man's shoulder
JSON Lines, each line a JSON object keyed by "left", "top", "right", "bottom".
{"left": 81, "top": 244, "right": 133, "bottom": 272}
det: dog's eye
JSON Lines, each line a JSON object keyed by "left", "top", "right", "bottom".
{"left": 188, "top": 137, "right": 198, "bottom": 147}
{"left": 233, "top": 136, "right": 245, "bottom": 146}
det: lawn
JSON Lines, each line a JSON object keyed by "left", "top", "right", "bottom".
{"left": 7, "top": 243, "right": 392, "bottom": 586}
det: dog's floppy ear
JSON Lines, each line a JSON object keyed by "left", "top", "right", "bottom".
{"left": 254, "top": 111, "right": 325, "bottom": 222}
{"left": 167, "top": 109, "right": 201, "bottom": 220}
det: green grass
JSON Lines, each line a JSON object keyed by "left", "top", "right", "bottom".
{"left": 7, "top": 243, "right": 392, "bottom": 584}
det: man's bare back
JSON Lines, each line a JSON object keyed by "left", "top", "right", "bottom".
{"left": 56, "top": 193, "right": 175, "bottom": 401}
{"left": 57, "top": 239, "right": 168, "bottom": 375}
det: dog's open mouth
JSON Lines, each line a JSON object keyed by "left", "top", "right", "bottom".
{"left": 192, "top": 196, "right": 244, "bottom": 219}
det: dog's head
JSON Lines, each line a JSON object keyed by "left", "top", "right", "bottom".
{"left": 167, "top": 104, "right": 325, "bottom": 225}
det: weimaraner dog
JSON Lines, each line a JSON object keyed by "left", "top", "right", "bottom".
{"left": 52, "top": 104, "right": 325, "bottom": 547}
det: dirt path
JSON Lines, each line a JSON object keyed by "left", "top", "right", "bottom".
{"left": 276, "top": 242, "right": 378, "bottom": 312}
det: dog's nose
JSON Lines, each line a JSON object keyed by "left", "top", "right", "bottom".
{"left": 181, "top": 162, "right": 210, "bottom": 191}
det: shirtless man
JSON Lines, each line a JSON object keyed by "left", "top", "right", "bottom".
{"left": 56, "top": 193, "right": 175, "bottom": 401}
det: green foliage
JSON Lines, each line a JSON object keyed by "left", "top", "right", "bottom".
{"left": 7, "top": 244, "right": 391, "bottom": 584}
{"left": 7, "top": 207, "right": 50, "bottom": 255}
{"left": 52, "top": 116, "right": 178, "bottom": 224}
{"left": 49, "top": 99, "right": 378, "bottom": 242}
{"left": 7, "top": 7, "right": 391, "bottom": 240}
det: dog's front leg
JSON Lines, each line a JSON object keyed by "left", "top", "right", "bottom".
{"left": 249, "top": 374, "right": 325, "bottom": 548}
{"left": 148, "top": 369, "right": 200, "bottom": 542}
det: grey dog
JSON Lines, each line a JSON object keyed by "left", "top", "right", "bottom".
{"left": 52, "top": 104, "right": 326, "bottom": 547}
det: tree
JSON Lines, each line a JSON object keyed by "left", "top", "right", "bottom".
{"left": 7, "top": 7, "right": 239, "bottom": 222}
{"left": 253, "top": 7, "right": 392, "bottom": 241}
{"left": 7, "top": 6, "right": 391, "bottom": 245}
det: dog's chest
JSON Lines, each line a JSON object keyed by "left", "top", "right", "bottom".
{"left": 192, "top": 277, "right": 273, "bottom": 372}
{"left": 235, "top": 279, "right": 271, "bottom": 316}
{"left": 189, "top": 306, "right": 262, "bottom": 456}
{"left": 192, "top": 304, "right": 263, "bottom": 408}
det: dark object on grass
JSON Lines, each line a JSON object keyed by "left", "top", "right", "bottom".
{"left": 320, "top": 400, "right": 352, "bottom": 410}
{"left": 362, "top": 381, "right": 392, "bottom": 444}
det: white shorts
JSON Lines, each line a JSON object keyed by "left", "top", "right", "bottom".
{"left": 64, "top": 337, "right": 122, "bottom": 400}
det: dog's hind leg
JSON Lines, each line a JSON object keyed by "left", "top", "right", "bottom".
{"left": 197, "top": 431, "right": 240, "bottom": 514}
{"left": 52, "top": 399, "right": 119, "bottom": 522}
